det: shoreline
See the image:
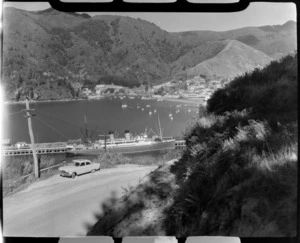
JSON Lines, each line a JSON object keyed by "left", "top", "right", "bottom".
{"left": 161, "top": 97, "right": 204, "bottom": 105}
{"left": 3, "top": 95, "right": 203, "bottom": 106}
{"left": 3, "top": 97, "right": 96, "bottom": 105}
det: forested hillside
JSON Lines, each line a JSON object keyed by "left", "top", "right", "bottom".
{"left": 2, "top": 7, "right": 296, "bottom": 101}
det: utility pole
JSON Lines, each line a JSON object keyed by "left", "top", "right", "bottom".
{"left": 84, "top": 114, "right": 88, "bottom": 143}
{"left": 104, "top": 132, "right": 107, "bottom": 152}
{"left": 99, "top": 133, "right": 108, "bottom": 152}
{"left": 25, "top": 97, "right": 39, "bottom": 178}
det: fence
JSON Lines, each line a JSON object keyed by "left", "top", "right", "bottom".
{"left": 13, "top": 161, "right": 66, "bottom": 184}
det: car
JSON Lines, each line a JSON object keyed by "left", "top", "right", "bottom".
{"left": 59, "top": 159, "right": 100, "bottom": 178}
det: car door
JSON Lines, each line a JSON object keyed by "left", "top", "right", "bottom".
{"left": 85, "top": 161, "right": 92, "bottom": 173}
{"left": 79, "top": 162, "right": 86, "bottom": 175}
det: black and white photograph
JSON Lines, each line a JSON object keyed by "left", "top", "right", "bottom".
{"left": 1, "top": 1, "right": 297, "bottom": 238}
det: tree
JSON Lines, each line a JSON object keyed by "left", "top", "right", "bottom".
{"left": 155, "top": 87, "right": 165, "bottom": 96}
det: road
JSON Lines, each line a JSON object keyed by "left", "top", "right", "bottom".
{"left": 3, "top": 164, "right": 156, "bottom": 237}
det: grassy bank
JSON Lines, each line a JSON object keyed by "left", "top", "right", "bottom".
{"left": 164, "top": 53, "right": 297, "bottom": 237}
{"left": 87, "top": 53, "right": 297, "bottom": 237}
{"left": 2, "top": 154, "right": 66, "bottom": 197}
{"left": 93, "top": 149, "right": 181, "bottom": 169}
{"left": 87, "top": 160, "right": 177, "bottom": 236}
{"left": 2, "top": 149, "right": 180, "bottom": 197}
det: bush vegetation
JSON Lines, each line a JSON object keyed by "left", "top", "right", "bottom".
{"left": 94, "top": 149, "right": 181, "bottom": 169}
{"left": 2, "top": 154, "right": 66, "bottom": 197}
{"left": 164, "top": 53, "right": 298, "bottom": 237}
{"left": 87, "top": 162, "right": 177, "bottom": 236}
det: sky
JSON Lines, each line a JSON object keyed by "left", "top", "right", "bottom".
{"left": 3, "top": 1, "right": 297, "bottom": 32}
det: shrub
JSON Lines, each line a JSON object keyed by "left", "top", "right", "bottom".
{"left": 164, "top": 53, "right": 297, "bottom": 236}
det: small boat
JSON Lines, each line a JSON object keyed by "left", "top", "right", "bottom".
{"left": 146, "top": 105, "right": 151, "bottom": 108}
{"left": 149, "top": 111, "right": 152, "bottom": 116}
{"left": 154, "top": 109, "right": 157, "bottom": 113}
{"left": 137, "top": 106, "right": 140, "bottom": 109}
{"left": 188, "top": 109, "right": 191, "bottom": 112}
{"left": 142, "top": 108, "right": 144, "bottom": 111}
{"left": 122, "top": 104, "right": 128, "bottom": 108}
{"left": 170, "top": 116, "right": 173, "bottom": 120}
{"left": 169, "top": 113, "right": 172, "bottom": 117}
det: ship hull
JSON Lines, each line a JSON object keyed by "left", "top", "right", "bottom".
{"left": 66, "top": 140, "right": 175, "bottom": 156}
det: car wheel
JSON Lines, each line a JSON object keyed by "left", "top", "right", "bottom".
{"left": 91, "top": 169, "right": 96, "bottom": 173}
{"left": 72, "top": 172, "right": 76, "bottom": 179}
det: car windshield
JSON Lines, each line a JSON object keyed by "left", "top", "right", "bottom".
{"left": 74, "top": 162, "right": 80, "bottom": 167}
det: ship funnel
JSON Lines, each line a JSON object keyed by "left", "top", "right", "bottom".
{"left": 124, "top": 129, "right": 130, "bottom": 140}
{"left": 109, "top": 131, "right": 114, "bottom": 141}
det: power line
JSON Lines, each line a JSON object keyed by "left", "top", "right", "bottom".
{"left": 35, "top": 110, "right": 82, "bottom": 128}
{"left": 7, "top": 110, "right": 23, "bottom": 115}
{"left": 34, "top": 116, "right": 71, "bottom": 140}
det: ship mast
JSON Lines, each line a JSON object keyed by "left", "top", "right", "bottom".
{"left": 157, "top": 113, "right": 163, "bottom": 141}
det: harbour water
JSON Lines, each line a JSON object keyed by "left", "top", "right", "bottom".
{"left": 3, "top": 97, "right": 200, "bottom": 143}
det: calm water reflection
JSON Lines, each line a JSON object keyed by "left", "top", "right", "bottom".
{"left": 3, "top": 97, "right": 199, "bottom": 143}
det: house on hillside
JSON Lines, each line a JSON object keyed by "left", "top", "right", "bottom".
{"left": 95, "top": 84, "right": 124, "bottom": 94}
{"left": 82, "top": 88, "right": 92, "bottom": 96}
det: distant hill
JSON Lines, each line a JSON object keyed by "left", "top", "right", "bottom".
{"left": 173, "top": 20, "right": 297, "bottom": 59}
{"left": 2, "top": 7, "right": 296, "bottom": 101}
{"left": 185, "top": 40, "right": 273, "bottom": 79}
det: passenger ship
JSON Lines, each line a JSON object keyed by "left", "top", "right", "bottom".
{"left": 66, "top": 131, "right": 175, "bottom": 156}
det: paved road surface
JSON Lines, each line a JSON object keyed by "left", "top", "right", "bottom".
{"left": 3, "top": 164, "right": 156, "bottom": 237}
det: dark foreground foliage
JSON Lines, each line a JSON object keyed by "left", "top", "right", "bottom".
{"left": 164, "top": 53, "right": 297, "bottom": 237}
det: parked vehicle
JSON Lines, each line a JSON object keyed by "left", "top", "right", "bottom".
{"left": 59, "top": 159, "right": 100, "bottom": 178}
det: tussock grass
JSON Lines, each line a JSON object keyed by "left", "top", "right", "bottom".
{"left": 94, "top": 150, "right": 181, "bottom": 168}
{"left": 207, "top": 53, "right": 297, "bottom": 124}
{"left": 87, "top": 53, "right": 297, "bottom": 237}
{"left": 87, "top": 162, "right": 177, "bottom": 236}
{"left": 164, "top": 53, "right": 298, "bottom": 237}
{"left": 2, "top": 154, "right": 65, "bottom": 197}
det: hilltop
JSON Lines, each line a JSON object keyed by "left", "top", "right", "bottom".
{"left": 2, "top": 7, "right": 296, "bottom": 101}
{"left": 87, "top": 53, "right": 297, "bottom": 237}
{"left": 173, "top": 20, "right": 297, "bottom": 59}
{"left": 185, "top": 39, "right": 272, "bottom": 79}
